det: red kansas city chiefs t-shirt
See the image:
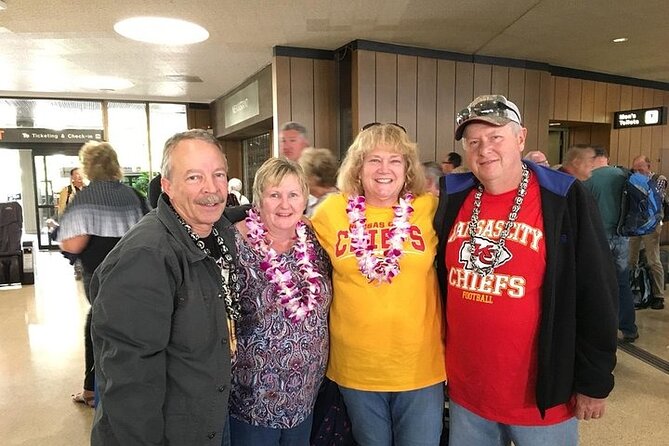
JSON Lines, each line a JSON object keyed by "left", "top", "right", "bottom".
{"left": 445, "top": 173, "right": 573, "bottom": 425}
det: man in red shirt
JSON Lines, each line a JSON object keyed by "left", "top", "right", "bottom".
{"left": 434, "top": 95, "right": 618, "bottom": 445}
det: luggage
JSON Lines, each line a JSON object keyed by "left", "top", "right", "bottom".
{"left": 0, "top": 202, "right": 23, "bottom": 286}
{"left": 630, "top": 260, "right": 653, "bottom": 309}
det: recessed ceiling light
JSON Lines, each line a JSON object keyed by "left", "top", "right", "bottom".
{"left": 612, "top": 37, "right": 628, "bottom": 43}
{"left": 114, "top": 17, "right": 209, "bottom": 45}
{"left": 549, "top": 122, "right": 561, "bottom": 126}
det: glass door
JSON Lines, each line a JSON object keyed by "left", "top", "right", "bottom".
{"left": 33, "top": 151, "right": 80, "bottom": 250}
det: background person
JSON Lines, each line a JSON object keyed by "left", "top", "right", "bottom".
{"left": 227, "top": 177, "right": 250, "bottom": 206}
{"left": 441, "top": 151, "right": 462, "bottom": 174}
{"left": 90, "top": 130, "right": 238, "bottom": 444}
{"left": 422, "top": 161, "right": 443, "bottom": 196}
{"left": 228, "top": 158, "right": 332, "bottom": 445}
{"left": 58, "top": 167, "right": 85, "bottom": 216}
{"left": 629, "top": 154, "right": 667, "bottom": 310}
{"left": 523, "top": 150, "right": 550, "bottom": 167}
{"left": 280, "top": 121, "right": 310, "bottom": 162}
{"left": 559, "top": 144, "right": 596, "bottom": 181}
{"left": 435, "top": 95, "right": 617, "bottom": 445}
{"left": 311, "top": 123, "right": 446, "bottom": 445}
{"left": 298, "top": 147, "right": 339, "bottom": 216}
{"left": 57, "top": 141, "right": 147, "bottom": 408}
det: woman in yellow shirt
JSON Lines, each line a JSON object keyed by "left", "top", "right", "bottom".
{"left": 311, "top": 123, "right": 446, "bottom": 445}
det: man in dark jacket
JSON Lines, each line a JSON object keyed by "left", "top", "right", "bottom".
{"left": 434, "top": 95, "right": 618, "bottom": 446}
{"left": 90, "top": 129, "right": 241, "bottom": 445}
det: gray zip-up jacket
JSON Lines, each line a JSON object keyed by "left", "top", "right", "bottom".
{"left": 90, "top": 195, "right": 236, "bottom": 446}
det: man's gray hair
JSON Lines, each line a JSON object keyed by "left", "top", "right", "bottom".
{"left": 161, "top": 129, "right": 226, "bottom": 179}
{"left": 280, "top": 121, "right": 308, "bottom": 139}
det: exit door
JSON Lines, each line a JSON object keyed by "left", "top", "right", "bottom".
{"left": 32, "top": 150, "right": 80, "bottom": 250}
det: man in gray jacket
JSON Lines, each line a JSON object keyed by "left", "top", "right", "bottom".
{"left": 90, "top": 129, "right": 241, "bottom": 445}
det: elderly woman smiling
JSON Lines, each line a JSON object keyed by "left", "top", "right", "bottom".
{"left": 311, "top": 123, "right": 446, "bottom": 445}
{"left": 228, "top": 158, "right": 332, "bottom": 446}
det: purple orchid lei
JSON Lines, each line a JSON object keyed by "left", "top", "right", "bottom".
{"left": 346, "top": 193, "right": 414, "bottom": 284}
{"left": 245, "top": 208, "right": 323, "bottom": 323}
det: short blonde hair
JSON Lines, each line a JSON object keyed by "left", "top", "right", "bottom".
{"left": 337, "top": 124, "right": 426, "bottom": 196}
{"left": 79, "top": 141, "right": 123, "bottom": 181}
{"left": 298, "top": 148, "right": 338, "bottom": 188}
{"left": 252, "top": 158, "right": 310, "bottom": 207}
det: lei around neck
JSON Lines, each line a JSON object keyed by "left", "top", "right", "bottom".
{"left": 244, "top": 208, "right": 323, "bottom": 322}
{"left": 346, "top": 193, "right": 414, "bottom": 284}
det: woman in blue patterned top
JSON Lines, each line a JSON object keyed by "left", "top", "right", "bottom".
{"left": 228, "top": 158, "right": 332, "bottom": 446}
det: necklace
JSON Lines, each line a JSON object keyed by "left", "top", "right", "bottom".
{"left": 245, "top": 208, "right": 323, "bottom": 323}
{"left": 346, "top": 193, "right": 414, "bottom": 284}
{"left": 467, "top": 163, "right": 529, "bottom": 276}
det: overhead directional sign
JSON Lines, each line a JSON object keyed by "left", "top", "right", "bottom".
{"left": 613, "top": 107, "right": 666, "bottom": 129}
{"left": 0, "top": 128, "right": 104, "bottom": 143}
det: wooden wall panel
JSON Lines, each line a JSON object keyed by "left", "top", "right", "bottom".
{"left": 436, "top": 60, "right": 456, "bottom": 158}
{"left": 553, "top": 77, "right": 569, "bottom": 120}
{"left": 397, "top": 55, "right": 418, "bottom": 141}
{"left": 313, "top": 59, "right": 336, "bottom": 151}
{"left": 580, "top": 80, "right": 595, "bottom": 123}
{"left": 354, "top": 50, "right": 376, "bottom": 134}
{"left": 606, "top": 83, "right": 621, "bottom": 161}
{"left": 454, "top": 62, "right": 474, "bottom": 113}
{"left": 375, "top": 52, "right": 398, "bottom": 124}
{"left": 508, "top": 68, "right": 525, "bottom": 116}
{"left": 523, "top": 70, "right": 541, "bottom": 151}
{"left": 289, "top": 58, "right": 314, "bottom": 133}
{"left": 640, "top": 88, "right": 655, "bottom": 160}
{"left": 537, "top": 71, "right": 552, "bottom": 151}
{"left": 272, "top": 56, "right": 292, "bottom": 153}
{"left": 593, "top": 81, "right": 608, "bottom": 123}
{"left": 651, "top": 90, "right": 665, "bottom": 167}
{"left": 473, "top": 63, "right": 492, "bottom": 98}
{"left": 567, "top": 78, "right": 582, "bottom": 121}
{"left": 491, "top": 66, "right": 509, "bottom": 97}
{"left": 416, "top": 57, "right": 437, "bottom": 161}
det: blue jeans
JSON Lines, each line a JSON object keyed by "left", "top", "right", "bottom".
{"left": 608, "top": 234, "right": 638, "bottom": 336}
{"left": 339, "top": 382, "right": 444, "bottom": 446}
{"left": 449, "top": 400, "right": 578, "bottom": 446}
{"left": 227, "top": 414, "right": 313, "bottom": 446}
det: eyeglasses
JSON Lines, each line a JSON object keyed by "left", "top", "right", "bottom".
{"left": 361, "top": 122, "right": 407, "bottom": 133}
{"left": 456, "top": 97, "right": 521, "bottom": 126}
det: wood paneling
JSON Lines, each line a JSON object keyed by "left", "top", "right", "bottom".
{"left": 313, "top": 59, "right": 337, "bottom": 151}
{"left": 538, "top": 72, "right": 552, "bottom": 151}
{"left": 375, "top": 52, "right": 398, "bottom": 124}
{"left": 290, "top": 58, "right": 315, "bottom": 133}
{"left": 272, "top": 56, "right": 292, "bottom": 144}
{"left": 436, "top": 60, "right": 456, "bottom": 158}
{"left": 473, "top": 63, "right": 492, "bottom": 98}
{"left": 593, "top": 81, "right": 608, "bottom": 123}
{"left": 508, "top": 68, "right": 525, "bottom": 116}
{"left": 553, "top": 77, "right": 569, "bottom": 120}
{"left": 567, "top": 78, "right": 582, "bottom": 121}
{"left": 523, "top": 70, "right": 541, "bottom": 151}
{"left": 416, "top": 57, "right": 437, "bottom": 161}
{"left": 580, "top": 80, "right": 595, "bottom": 123}
{"left": 397, "top": 55, "right": 418, "bottom": 141}
{"left": 454, "top": 62, "right": 474, "bottom": 114}
{"left": 491, "top": 66, "right": 509, "bottom": 97}
{"left": 353, "top": 50, "right": 376, "bottom": 136}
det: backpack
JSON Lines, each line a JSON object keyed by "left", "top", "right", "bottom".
{"left": 226, "top": 192, "right": 240, "bottom": 207}
{"left": 630, "top": 261, "right": 652, "bottom": 309}
{"left": 651, "top": 173, "right": 669, "bottom": 222}
{"left": 616, "top": 170, "right": 663, "bottom": 236}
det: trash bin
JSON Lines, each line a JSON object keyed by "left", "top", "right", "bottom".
{"left": 21, "top": 241, "right": 34, "bottom": 285}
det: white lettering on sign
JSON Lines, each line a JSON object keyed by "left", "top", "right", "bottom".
{"left": 232, "top": 98, "right": 249, "bottom": 114}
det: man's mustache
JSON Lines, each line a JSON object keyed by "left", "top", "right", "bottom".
{"left": 195, "top": 194, "right": 225, "bottom": 205}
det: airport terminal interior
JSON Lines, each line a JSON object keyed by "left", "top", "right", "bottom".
{"left": 1, "top": 1, "right": 669, "bottom": 445}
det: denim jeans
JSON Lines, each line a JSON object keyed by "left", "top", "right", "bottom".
{"left": 339, "top": 382, "right": 444, "bottom": 446}
{"left": 227, "top": 414, "right": 313, "bottom": 446}
{"left": 608, "top": 234, "right": 638, "bottom": 336}
{"left": 448, "top": 400, "right": 578, "bottom": 446}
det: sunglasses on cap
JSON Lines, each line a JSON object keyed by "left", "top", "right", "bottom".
{"left": 455, "top": 97, "right": 522, "bottom": 127}
{"left": 361, "top": 122, "right": 407, "bottom": 133}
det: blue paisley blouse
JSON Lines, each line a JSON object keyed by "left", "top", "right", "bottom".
{"left": 229, "top": 226, "right": 332, "bottom": 429}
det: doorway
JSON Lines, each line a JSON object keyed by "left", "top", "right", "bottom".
{"left": 32, "top": 149, "right": 80, "bottom": 250}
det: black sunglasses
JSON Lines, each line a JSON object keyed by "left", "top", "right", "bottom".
{"left": 361, "top": 122, "right": 407, "bottom": 133}
{"left": 456, "top": 100, "right": 521, "bottom": 126}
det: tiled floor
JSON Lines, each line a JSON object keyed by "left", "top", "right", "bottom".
{"left": 0, "top": 250, "right": 668, "bottom": 445}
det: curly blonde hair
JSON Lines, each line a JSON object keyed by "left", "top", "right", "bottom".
{"left": 337, "top": 124, "right": 426, "bottom": 196}
{"left": 79, "top": 141, "right": 123, "bottom": 181}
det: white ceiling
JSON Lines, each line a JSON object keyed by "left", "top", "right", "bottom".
{"left": 1, "top": 0, "right": 667, "bottom": 103}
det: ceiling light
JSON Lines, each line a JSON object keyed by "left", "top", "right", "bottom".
{"left": 549, "top": 122, "right": 561, "bottom": 126}
{"left": 612, "top": 37, "right": 628, "bottom": 43}
{"left": 114, "top": 17, "right": 209, "bottom": 45}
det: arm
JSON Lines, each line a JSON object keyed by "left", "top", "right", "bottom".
{"left": 572, "top": 183, "right": 618, "bottom": 400}
{"left": 91, "top": 245, "right": 178, "bottom": 445}
{"left": 60, "top": 235, "right": 91, "bottom": 254}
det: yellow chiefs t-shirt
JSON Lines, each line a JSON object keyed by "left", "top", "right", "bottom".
{"left": 311, "top": 193, "right": 446, "bottom": 391}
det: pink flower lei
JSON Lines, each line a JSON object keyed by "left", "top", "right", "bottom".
{"left": 244, "top": 208, "right": 323, "bottom": 323}
{"left": 346, "top": 193, "right": 414, "bottom": 284}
